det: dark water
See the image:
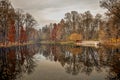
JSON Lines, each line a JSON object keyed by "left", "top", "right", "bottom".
{"left": 0, "top": 44, "right": 120, "bottom": 80}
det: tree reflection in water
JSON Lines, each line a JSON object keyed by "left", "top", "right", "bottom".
{"left": 39, "top": 45, "right": 120, "bottom": 80}
{"left": 0, "top": 44, "right": 120, "bottom": 80}
{"left": 0, "top": 45, "right": 38, "bottom": 80}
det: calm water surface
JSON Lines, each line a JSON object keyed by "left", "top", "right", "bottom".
{"left": 0, "top": 44, "right": 120, "bottom": 80}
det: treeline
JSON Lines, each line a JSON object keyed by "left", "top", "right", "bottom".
{"left": 39, "top": 11, "right": 101, "bottom": 41}
{"left": 0, "top": 0, "right": 39, "bottom": 45}
{"left": 39, "top": 0, "right": 120, "bottom": 43}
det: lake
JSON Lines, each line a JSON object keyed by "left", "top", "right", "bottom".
{"left": 0, "top": 44, "right": 120, "bottom": 80}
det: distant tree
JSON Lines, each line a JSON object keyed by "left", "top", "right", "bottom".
{"left": 82, "top": 11, "right": 93, "bottom": 40}
{"left": 91, "top": 14, "right": 102, "bottom": 40}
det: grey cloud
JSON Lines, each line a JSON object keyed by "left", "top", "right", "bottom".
{"left": 11, "top": 0, "right": 106, "bottom": 28}
{"left": 12, "top": 0, "right": 99, "bottom": 10}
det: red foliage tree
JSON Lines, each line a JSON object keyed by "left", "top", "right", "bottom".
{"left": 51, "top": 23, "right": 58, "bottom": 41}
{"left": 8, "top": 20, "right": 16, "bottom": 43}
{"left": 51, "top": 20, "right": 65, "bottom": 41}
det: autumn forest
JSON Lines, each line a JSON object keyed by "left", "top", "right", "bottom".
{"left": 0, "top": 0, "right": 120, "bottom": 47}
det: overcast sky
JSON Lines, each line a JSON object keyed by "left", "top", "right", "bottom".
{"left": 11, "top": 0, "right": 106, "bottom": 28}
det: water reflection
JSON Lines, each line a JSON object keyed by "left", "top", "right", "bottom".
{"left": 0, "top": 44, "right": 120, "bottom": 80}
{"left": 38, "top": 45, "right": 120, "bottom": 80}
{"left": 0, "top": 45, "right": 38, "bottom": 80}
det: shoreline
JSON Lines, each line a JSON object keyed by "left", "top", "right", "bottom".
{"left": 0, "top": 41, "right": 120, "bottom": 48}
{"left": 40, "top": 41, "right": 120, "bottom": 46}
{"left": 0, "top": 42, "right": 35, "bottom": 48}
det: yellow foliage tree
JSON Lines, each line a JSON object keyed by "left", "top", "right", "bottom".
{"left": 69, "top": 33, "right": 82, "bottom": 42}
